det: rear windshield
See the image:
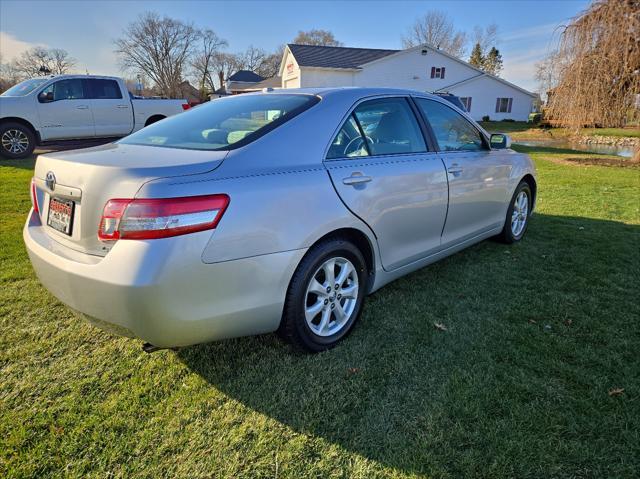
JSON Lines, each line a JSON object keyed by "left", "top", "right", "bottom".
{"left": 1, "top": 78, "right": 49, "bottom": 97}
{"left": 120, "top": 94, "right": 319, "bottom": 151}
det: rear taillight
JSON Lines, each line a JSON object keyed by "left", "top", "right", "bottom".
{"left": 98, "top": 195, "right": 229, "bottom": 241}
{"left": 30, "top": 178, "right": 39, "bottom": 214}
{"left": 181, "top": 103, "right": 191, "bottom": 110}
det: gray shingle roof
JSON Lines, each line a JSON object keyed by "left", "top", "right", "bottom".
{"left": 228, "top": 70, "right": 265, "bottom": 82}
{"left": 287, "top": 44, "right": 399, "bottom": 69}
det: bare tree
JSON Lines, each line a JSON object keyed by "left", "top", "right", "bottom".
{"left": 49, "top": 48, "right": 76, "bottom": 74}
{"left": 402, "top": 10, "right": 467, "bottom": 57}
{"left": 191, "top": 29, "right": 227, "bottom": 95}
{"left": 0, "top": 53, "right": 22, "bottom": 91}
{"left": 211, "top": 52, "right": 241, "bottom": 91}
{"left": 114, "top": 12, "right": 199, "bottom": 98}
{"left": 293, "top": 29, "right": 343, "bottom": 46}
{"left": 545, "top": 0, "right": 640, "bottom": 128}
{"left": 10, "top": 47, "right": 76, "bottom": 78}
{"left": 237, "top": 45, "right": 267, "bottom": 72}
{"left": 234, "top": 45, "right": 282, "bottom": 79}
{"left": 256, "top": 47, "right": 283, "bottom": 79}
{"left": 472, "top": 24, "right": 498, "bottom": 57}
{"left": 534, "top": 50, "right": 566, "bottom": 99}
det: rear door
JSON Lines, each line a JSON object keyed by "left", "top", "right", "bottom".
{"left": 86, "top": 79, "right": 134, "bottom": 137}
{"left": 36, "top": 79, "right": 95, "bottom": 140}
{"left": 325, "top": 96, "right": 448, "bottom": 271}
{"left": 414, "top": 98, "right": 513, "bottom": 247}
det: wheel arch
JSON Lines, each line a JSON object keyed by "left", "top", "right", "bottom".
{"left": 520, "top": 174, "right": 537, "bottom": 210}
{"left": 144, "top": 114, "right": 166, "bottom": 127}
{"left": 0, "top": 117, "right": 41, "bottom": 144}
{"left": 305, "top": 227, "right": 377, "bottom": 293}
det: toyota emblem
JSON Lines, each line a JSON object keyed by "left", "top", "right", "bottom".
{"left": 45, "top": 171, "right": 56, "bottom": 191}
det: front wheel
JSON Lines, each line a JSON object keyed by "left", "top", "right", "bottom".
{"left": 280, "top": 238, "right": 367, "bottom": 352}
{"left": 498, "top": 181, "right": 532, "bottom": 243}
{"left": 0, "top": 122, "right": 36, "bottom": 160}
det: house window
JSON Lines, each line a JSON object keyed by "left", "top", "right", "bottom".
{"left": 459, "top": 97, "right": 472, "bottom": 112}
{"left": 430, "top": 67, "right": 446, "bottom": 79}
{"left": 495, "top": 97, "right": 513, "bottom": 113}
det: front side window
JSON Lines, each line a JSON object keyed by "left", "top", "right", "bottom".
{"left": 416, "top": 98, "right": 486, "bottom": 152}
{"left": 496, "top": 97, "right": 513, "bottom": 113}
{"left": 39, "top": 79, "right": 85, "bottom": 102}
{"left": 1, "top": 78, "right": 48, "bottom": 97}
{"left": 353, "top": 98, "right": 426, "bottom": 156}
{"left": 88, "top": 79, "right": 122, "bottom": 99}
{"left": 120, "top": 94, "right": 318, "bottom": 151}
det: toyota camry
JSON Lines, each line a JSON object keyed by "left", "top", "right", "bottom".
{"left": 24, "top": 88, "right": 536, "bottom": 352}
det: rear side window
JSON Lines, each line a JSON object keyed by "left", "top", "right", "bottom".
{"left": 416, "top": 98, "right": 486, "bottom": 152}
{"left": 120, "top": 94, "right": 319, "bottom": 151}
{"left": 327, "top": 115, "right": 369, "bottom": 159}
{"left": 87, "top": 79, "right": 122, "bottom": 99}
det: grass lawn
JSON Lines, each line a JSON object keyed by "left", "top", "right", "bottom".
{"left": 1, "top": 146, "right": 639, "bottom": 478}
{"left": 479, "top": 121, "right": 640, "bottom": 141}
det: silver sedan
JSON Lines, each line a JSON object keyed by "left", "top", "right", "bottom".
{"left": 24, "top": 88, "right": 536, "bottom": 352}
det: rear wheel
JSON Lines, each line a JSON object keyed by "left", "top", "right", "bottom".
{"left": 0, "top": 122, "right": 36, "bottom": 159}
{"left": 498, "top": 181, "right": 532, "bottom": 243}
{"left": 280, "top": 238, "right": 367, "bottom": 352}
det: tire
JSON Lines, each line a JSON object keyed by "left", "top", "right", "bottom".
{"left": 0, "top": 122, "right": 36, "bottom": 160}
{"left": 498, "top": 181, "right": 532, "bottom": 243}
{"left": 279, "top": 238, "right": 368, "bottom": 352}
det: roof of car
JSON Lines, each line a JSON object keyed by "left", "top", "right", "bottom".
{"left": 287, "top": 44, "right": 399, "bottom": 69}
{"left": 260, "top": 86, "right": 439, "bottom": 100}
{"left": 29, "top": 74, "right": 122, "bottom": 81}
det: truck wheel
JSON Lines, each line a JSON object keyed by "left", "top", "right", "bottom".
{"left": 0, "top": 122, "right": 36, "bottom": 159}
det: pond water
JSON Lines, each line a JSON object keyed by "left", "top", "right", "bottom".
{"left": 514, "top": 139, "right": 636, "bottom": 158}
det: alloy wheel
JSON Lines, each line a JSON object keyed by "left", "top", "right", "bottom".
{"left": 511, "top": 190, "right": 529, "bottom": 237}
{"left": 1, "top": 129, "right": 30, "bottom": 154}
{"left": 304, "top": 256, "right": 359, "bottom": 337}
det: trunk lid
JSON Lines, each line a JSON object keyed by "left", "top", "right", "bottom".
{"left": 32, "top": 142, "right": 227, "bottom": 256}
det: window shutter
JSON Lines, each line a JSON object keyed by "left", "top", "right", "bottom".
{"left": 441, "top": 67, "right": 445, "bottom": 79}
{"left": 467, "top": 97, "right": 472, "bottom": 112}
{"left": 507, "top": 98, "right": 513, "bottom": 113}
{"left": 431, "top": 67, "right": 435, "bottom": 78}
{"left": 495, "top": 98, "right": 500, "bottom": 113}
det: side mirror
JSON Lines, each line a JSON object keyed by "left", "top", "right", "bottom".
{"left": 490, "top": 133, "right": 512, "bottom": 149}
{"left": 39, "top": 91, "right": 54, "bottom": 103}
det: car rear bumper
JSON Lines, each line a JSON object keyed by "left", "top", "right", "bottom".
{"left": 24, "top": 210, "right": 306, "bottom": 347}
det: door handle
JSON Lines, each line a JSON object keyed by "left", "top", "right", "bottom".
{"left": 447, "top": 165, "right": 463, "bottom": 175}
{"left": 76, "top": 105, "right": 89, "bottom": 110}
{"left": 117, "top": 105, "right": 129, "bottom": 109}
{"left": 342, "top": 173, "right": 372, "bottom": 186}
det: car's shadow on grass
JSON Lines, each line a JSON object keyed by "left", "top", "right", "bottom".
{"left": 177, "top": 213, "right": 639, "bottom": 475}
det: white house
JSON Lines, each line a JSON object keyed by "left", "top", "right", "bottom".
{"left": 279, "top": 43, "right": 537, "bottom": 121}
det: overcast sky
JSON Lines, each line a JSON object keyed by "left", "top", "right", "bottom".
{"left": 0, "top": 0, "right": 589, "bottom": 92}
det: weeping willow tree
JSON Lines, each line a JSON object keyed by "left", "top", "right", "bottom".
{"left": 546, "top": 0, "right": 640, "bottom": 129}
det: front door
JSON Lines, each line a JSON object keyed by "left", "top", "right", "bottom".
{"left": 86, "top": 78, "right": 133, "bottom": 137}
{"left": 414, "top": 98, "right": 512, "bottom": 247}
{"left": 325, "top": 97, "right": 449, "bottom": 271}
{"left": 36, "top": 79, "right": 95, "bottom": 140}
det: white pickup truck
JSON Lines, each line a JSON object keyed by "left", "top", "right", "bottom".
{"left": 0, "top": 74, "right": 189, "bottom": 159}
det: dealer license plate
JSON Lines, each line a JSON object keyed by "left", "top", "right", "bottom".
{"left": 47, "top": 197, "right": 75, "bottom": 235}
